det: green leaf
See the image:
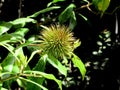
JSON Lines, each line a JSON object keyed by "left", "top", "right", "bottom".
{"left": 14, "top": 47, "right": 27, "bottom": 68}
{"left": 1, "top": 88, "right": 8, "bottom": 90}
{"left": 28, "top": 6, "right": 60, "bottom": 18}
{"left": 0, "top": 43, "right": 15, "bottom": 73}
{"left": 72, "top": 53, "right": 86, "bottom": 80}
{"left": 58, "top": 3, "right": 76, "bottom": 23}
{"left": 9, "top": 28, "right": 29, "bottom": 43}
{"left": 0, "top": 83, "right": 2, "bottom": 90}
{"left": 15, "top": 37, "right": 37, "bottom": 50}
{"left": 0, "top": 44, "right": 26, "bottom": 73}
{"left": 0, "top": 28, "right": 28, "bottom": 43}
{"left": 73, "top": 39, "right": 81, "bottom": 49}
{"left": 19, "top": 77, "right": 48, "bottom": 90}
{"left": 47, "top": 54, "right": 67, "bottom": 76}
{"left": 0, "top": 22, "right": 12, "bottom": 35}
{"left": 10, "top": 18, "right": 36, "bottom": 28}
{"left": 13, "top": 28, "right": 29, "bottom": 37}
{"left": 0, "top": 34, "right": 12, "bottom": 43}
{"left": 16, "top": 78, "right": 27, "bottom": 89}
{"left": 33, "top": 54, "right": 47, "bottom": 71}
{"left": 27, "top": 54, "right": 47, "bottom": 90}
{"left": 1, "top": 53, "right": 15, "bottom": 72}
{"left": 78, "top": 13, "right": 88, "bottom": 21}
{"left": 69, "top": 11, "right": 77, "bottom": 30}
{"left": 23, "top": 71, "right": 62, "bottom": 90}
{"left": 53, "top": 0, "right": 65, "bottom": 3}
{"left": 12, "top": 65, "right": 20, "bottom": 73}
{"left": 92, "top": 0, "right": 111, "bottom": 17}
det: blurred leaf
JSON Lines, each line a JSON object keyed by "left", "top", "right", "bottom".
{"left": 12, "top": 65, "right": 20, "bottom": 73}
{"left": 13, "top": 28, "right": 29, "bottom": 37}
{"left": 47, "top": 54, "right": 67, "bottom": 77}
{"left": 97, "top": 41, "right": 103, "bottom": 46}
{"left": 69, "top": 11, "right": 77, "bottom": 30}
{"left": 58, "top": 3, "right": 76, "bottom": 23}
{"left": 0, "top": 28, "right": 28, "bottom": 43}
{"left": 0, "top": 43, "right": 15, "bottom": 73}
{"left": 14, "top": 47, "right": 27, "bottom": 69}
{"left": 1, "top": 53, "right": 15, "bottom": 72}
{"left": 73, "top": 39, "right": 81, "bottom": 49}
{"left": 0, "top": 83, "right": 2, "bottom": 90}
{"left": 27, "top": 54, "right": 47, "bottom": 90}
{"left": 1, "top": 88, "right": 8, "bottom": 90}
{"left": 16, "top": 78, "right": 27, "bottom": 89}
{"left": 33, "top": 54, "right": 47, "bottom": 71}
{"left": 15, "top": 36, "right": 37, "bottom": 50}
{"left": 23, "top": 71, "right": 62, "bottom": 90}
{"left": 92, "top": 0, "right": 111, "bottom": 17}
{"left": 72, "top": 53, "right": 86, "bottom": 80}
{"left": 53, "top": 0, "right": 65, "bottom": 3}
{"left": 0, "top": 22, "right": 12, "bottom": 35}
{"left": 19, "top": 77, "right": 48, "bottom": 90}
{"left": 0, "top": 34, "right": 12, "bottom": 43}
{"left": 9, "top": 28, "right": 29, "bottom": 42}
{"left": 10, "top": 18, "right": 36, "bottom": 28}
{"left": 28, "top": 6, "right": 60, "bottom": 18}
{"left": 78, "top": 13, "right": 88, "bottom": 21}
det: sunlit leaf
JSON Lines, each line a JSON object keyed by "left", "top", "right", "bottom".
{"left": 23, "top": 71, "right": 62, "bottom": 90}
{"left": 26, "top": 54, "right": 47, "bottom": 90}
{"left": 78, "top": 13, "right": 88, "bottom": 21}
{"left": 33, "top": 54, "right": 47, "bottom": 71}
{"left": 73, "top": 39, "right": 81, "bottom": 49}
{"left": 16, "top": 78, "right": 27, "bottom": 89}
{"left": 53, "top": 0, "right": 65, "bottom": 3}
{"left": 19, "top": 77, "right": 48, "bottom": 90}
{"left": 0, "top": 28, "right": 28, "bottom": 43}
{"left": 12, "top": 65, "right": 20, "bottom": 73}
{"left": 9, "top": 28, "right": 29, "bottom": 42}
{"left": 13, "top": 28, "right": 29, "bottom": 37}
{"left": 14, "top": 47, "right": 27, "bottom": 68}
{"left": 1, "top": 53, "right": 15, "bottom": 72}
{"left": 72, "top": 53, "right": 86, "bottom": 80}
{"left": 47, "top": 54, "right": 67, "bottom": 77}
{"left": 0, "top": 34, "right": 12, "bottom": 43}
{"left": 10, "top": 18, "right": 36, "bottom": 28}
{"left": 58, "top": 3, "right": 76, "bottom": 23}
{"left": 0, "top": 22, "right": 12, "bottom": 35}
{"left": 0, "top": 43, "right": 15, "bottom": 73}
{"left": 1, "top": 88, "right": 8, "bottom": 90}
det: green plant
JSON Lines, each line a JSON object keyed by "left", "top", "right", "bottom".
{"left": 0, "top": 5, "right": 86, "bottom": 90}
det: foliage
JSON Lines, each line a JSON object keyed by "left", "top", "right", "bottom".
{"left": 0, "top": 1, "right": 86, "bottom": 90}
{"left": 0, "top": 0, "right": 119, "bottom": 89}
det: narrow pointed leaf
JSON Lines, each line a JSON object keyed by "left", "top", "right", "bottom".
{"left": 10, "top": 18, "right": 36, "bottom": 28}
{"left": 69, "top": 11, "right": 77, "bottom": 30}
{"left": 24, "top": 71, "right": 62, "bottom": 90}
{"left": 47, "top": 54, "right": 67, "bottom": 76}
{"left": 0, "top": 22, "right": 12, "bottom": 35}
{"left": 72, "top": 53, "right": 86, "bottom": 80}
{"left": 27, "top": 54, "right": 47, "bottom": 90}
{"left": 19, "top": 77, "right": 48, "bottom": 90}
{"left": 58, "top": 3, "right": 76, "bottom": 23}
{"left": 1, "top": 53, "right": 15, "bottom": 72}
{"left": 28, "top": 6, "right": 60, "bottom": 18}
{"left": 53, "top": 0, "right": 65, "bottom": 3}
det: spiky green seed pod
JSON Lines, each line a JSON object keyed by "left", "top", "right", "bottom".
{"left": 39, "top": 24, "right": 80, "bottom": 59}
